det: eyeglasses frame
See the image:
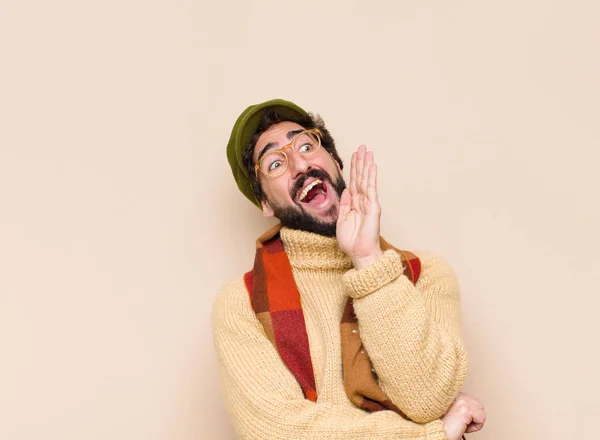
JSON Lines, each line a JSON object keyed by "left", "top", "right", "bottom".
{"left": 254, "top": 128, "right": 323, "bottom": 178}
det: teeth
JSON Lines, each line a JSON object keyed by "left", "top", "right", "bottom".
{"left": 299, "top": 179, "right": 322, "bottom": 201}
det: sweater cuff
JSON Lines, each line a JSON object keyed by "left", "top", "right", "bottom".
{"left": 343, "top": 249, "right": 404, "bottom": 299}
{"left": 425, "top": 420, "right": 447, "bottom": 440}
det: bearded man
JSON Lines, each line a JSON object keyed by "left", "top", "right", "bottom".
{"left": 213, "top": 99, "right": 485, "bottom": 440}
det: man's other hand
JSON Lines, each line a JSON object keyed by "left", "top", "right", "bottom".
{"left": 441, "top": 392, "right": 486, "bottom": 440}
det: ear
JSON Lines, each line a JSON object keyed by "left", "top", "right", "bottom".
{"left": 261, "top": 199, "right": 275, "bottom": 218}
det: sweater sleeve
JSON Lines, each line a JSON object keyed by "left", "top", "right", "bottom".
{"left": 343, "top": 251, "right": 468, "bottom": 424}
{"left": 212, "top": 278, "right": 447, "bottom": 440}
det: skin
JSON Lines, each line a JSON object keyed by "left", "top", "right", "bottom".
{"left": 337, "top": 145, "right": 384, "bottom": 269}
{"left": 441, "top": 393, "right": 486, "bottom": 440}
{"left": 253, "top": 121, "right": 383, "bottom": 269}
{"left": 254, "top": 121, "right": 343, "bottom": 223}
{"left": 253, "top": 121, "right": 486, "bottom": 437}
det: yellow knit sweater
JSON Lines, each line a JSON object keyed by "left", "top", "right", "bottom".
{"left": 213, "top": 227, "right": 468, "bottom": 439}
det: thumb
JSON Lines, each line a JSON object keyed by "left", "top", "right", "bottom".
{"left": 338, "top": 188, "right": 351, "bottom": 220}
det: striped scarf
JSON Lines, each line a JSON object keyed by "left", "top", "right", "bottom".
{"left": 243, "top": 224, "right": 422, "bottom": 417}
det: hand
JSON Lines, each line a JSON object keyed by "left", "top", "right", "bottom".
{"left": 441, "top": 393, "right": 486, "bottom": 440}
{"left": 336, "top": 145, "right": 383, "bottom": 270}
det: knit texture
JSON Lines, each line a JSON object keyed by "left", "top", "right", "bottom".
{"left": 213, "top": 227, "right": 467, "bottom": 439}
{"left": 243, "top": 223, "right": 423, "bottom": 415}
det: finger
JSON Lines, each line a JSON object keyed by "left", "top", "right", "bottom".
{"left": 355, "top": 146, "right": 366, "bottom": 194}
{"left": 349, "top": 152, "right": 357, "bottom": 196}
{"left": 366, "top": 163, "right": 378, "bottom": 203}
{"left": 339, "top": 187, "right": 351, "bottom": 208}
{"left": 353, "top": 147, "right": 366, "bottom": 211}
{"left": 360, "top": 150, "right": 373, "bottom": 195}
{"left": 466, "top": 422, "right": 484, "bottom": 433}
{"left": 338, "top": 188, "right": 351, "bottom": 221}
{"left": 468, "top": 406, "right": 486, "bottom": 430}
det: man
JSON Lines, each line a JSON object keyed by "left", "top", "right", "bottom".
{"left": 213, "top": 99, "right": 485, "bottom": 439}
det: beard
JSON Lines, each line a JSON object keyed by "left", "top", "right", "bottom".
{"left": 267, "top": 168, "right": 347, "bottom": 237}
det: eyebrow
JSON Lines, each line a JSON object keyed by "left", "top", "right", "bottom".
{"left": 256, "top": 129, "right": 305, "bottom": 163}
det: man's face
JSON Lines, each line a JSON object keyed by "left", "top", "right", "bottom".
{"left": 253, "top": 121, "right": 346, "bottom": 236}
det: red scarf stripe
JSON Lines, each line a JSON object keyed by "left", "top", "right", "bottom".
{"left": 248, "top": 250, "right": 269, "bottom": 313}
{"left": 271, "top": 309, "right": 317, "bottom": 399}
{"left": 245, "top": 232, "right": 317, "bottom": 401}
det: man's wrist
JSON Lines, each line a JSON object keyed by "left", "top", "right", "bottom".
{"left": 344, "top": 249, "right": 404, "bottom": 299}
{"left": 351, "top": 248, "right": 384, "bottom": 270}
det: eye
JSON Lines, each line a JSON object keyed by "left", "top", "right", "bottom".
{"left": 268, "top": 160, "right": 283, "bottom": 171}
{"left": 298, "top": 143, "right": 313, "bottom": 153}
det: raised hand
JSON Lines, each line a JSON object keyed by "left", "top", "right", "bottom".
{"left": 336, "top": 145, "right": 384, "bottom": 270}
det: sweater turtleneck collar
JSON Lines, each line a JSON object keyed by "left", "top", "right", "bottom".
{"left": 279, "top": 227, "right": 353, "bottom": 271}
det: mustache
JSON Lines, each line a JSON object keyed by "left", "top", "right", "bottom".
{"left": 290, "top": 169, "right": 332, "bottom": 201}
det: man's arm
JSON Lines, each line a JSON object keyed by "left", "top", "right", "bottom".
{"left": 212, "top": 279, "right": 447, "bottom": 440}
{"left": 337, "top": 146, "right": 468, "bottom": 423}
{"left": 344, "top": 251, "right": 468, "bottom": 423}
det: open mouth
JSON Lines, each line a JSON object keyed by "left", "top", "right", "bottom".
{"left": 298, "top": 179, "right": 328, "bottom": 206}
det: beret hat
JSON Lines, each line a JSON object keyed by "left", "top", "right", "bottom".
{"left": 226, "top": 99, "right": 307, "bottom": 207}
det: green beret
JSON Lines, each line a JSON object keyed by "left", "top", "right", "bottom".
{"left": 226, "top": 99, "right": 308, "bottom": 207}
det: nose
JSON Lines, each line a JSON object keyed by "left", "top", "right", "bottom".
{"left": 287, "top": 150, "right": 310, "bottom": 178}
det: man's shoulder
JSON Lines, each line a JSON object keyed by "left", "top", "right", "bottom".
{"left": 212, "top": 277, "right": 255, "bottom": 328}
{"left": 412, "top": 251, "right": 450, "bottom": 267}
{"left": 212, "top": 275, "right": 272, "bottom": 355}
{"left": 214, "top": 277, "right": 250, "bottom": 311}
{"left": 411, "top": 251, "right": 459, "bottom": 286}
{"left": 412, "top": 251, "right": 460, "bottom": 274}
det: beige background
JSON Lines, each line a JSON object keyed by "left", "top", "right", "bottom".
{"left": 1, "top": 0, "right": 599, "bottom": 439}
